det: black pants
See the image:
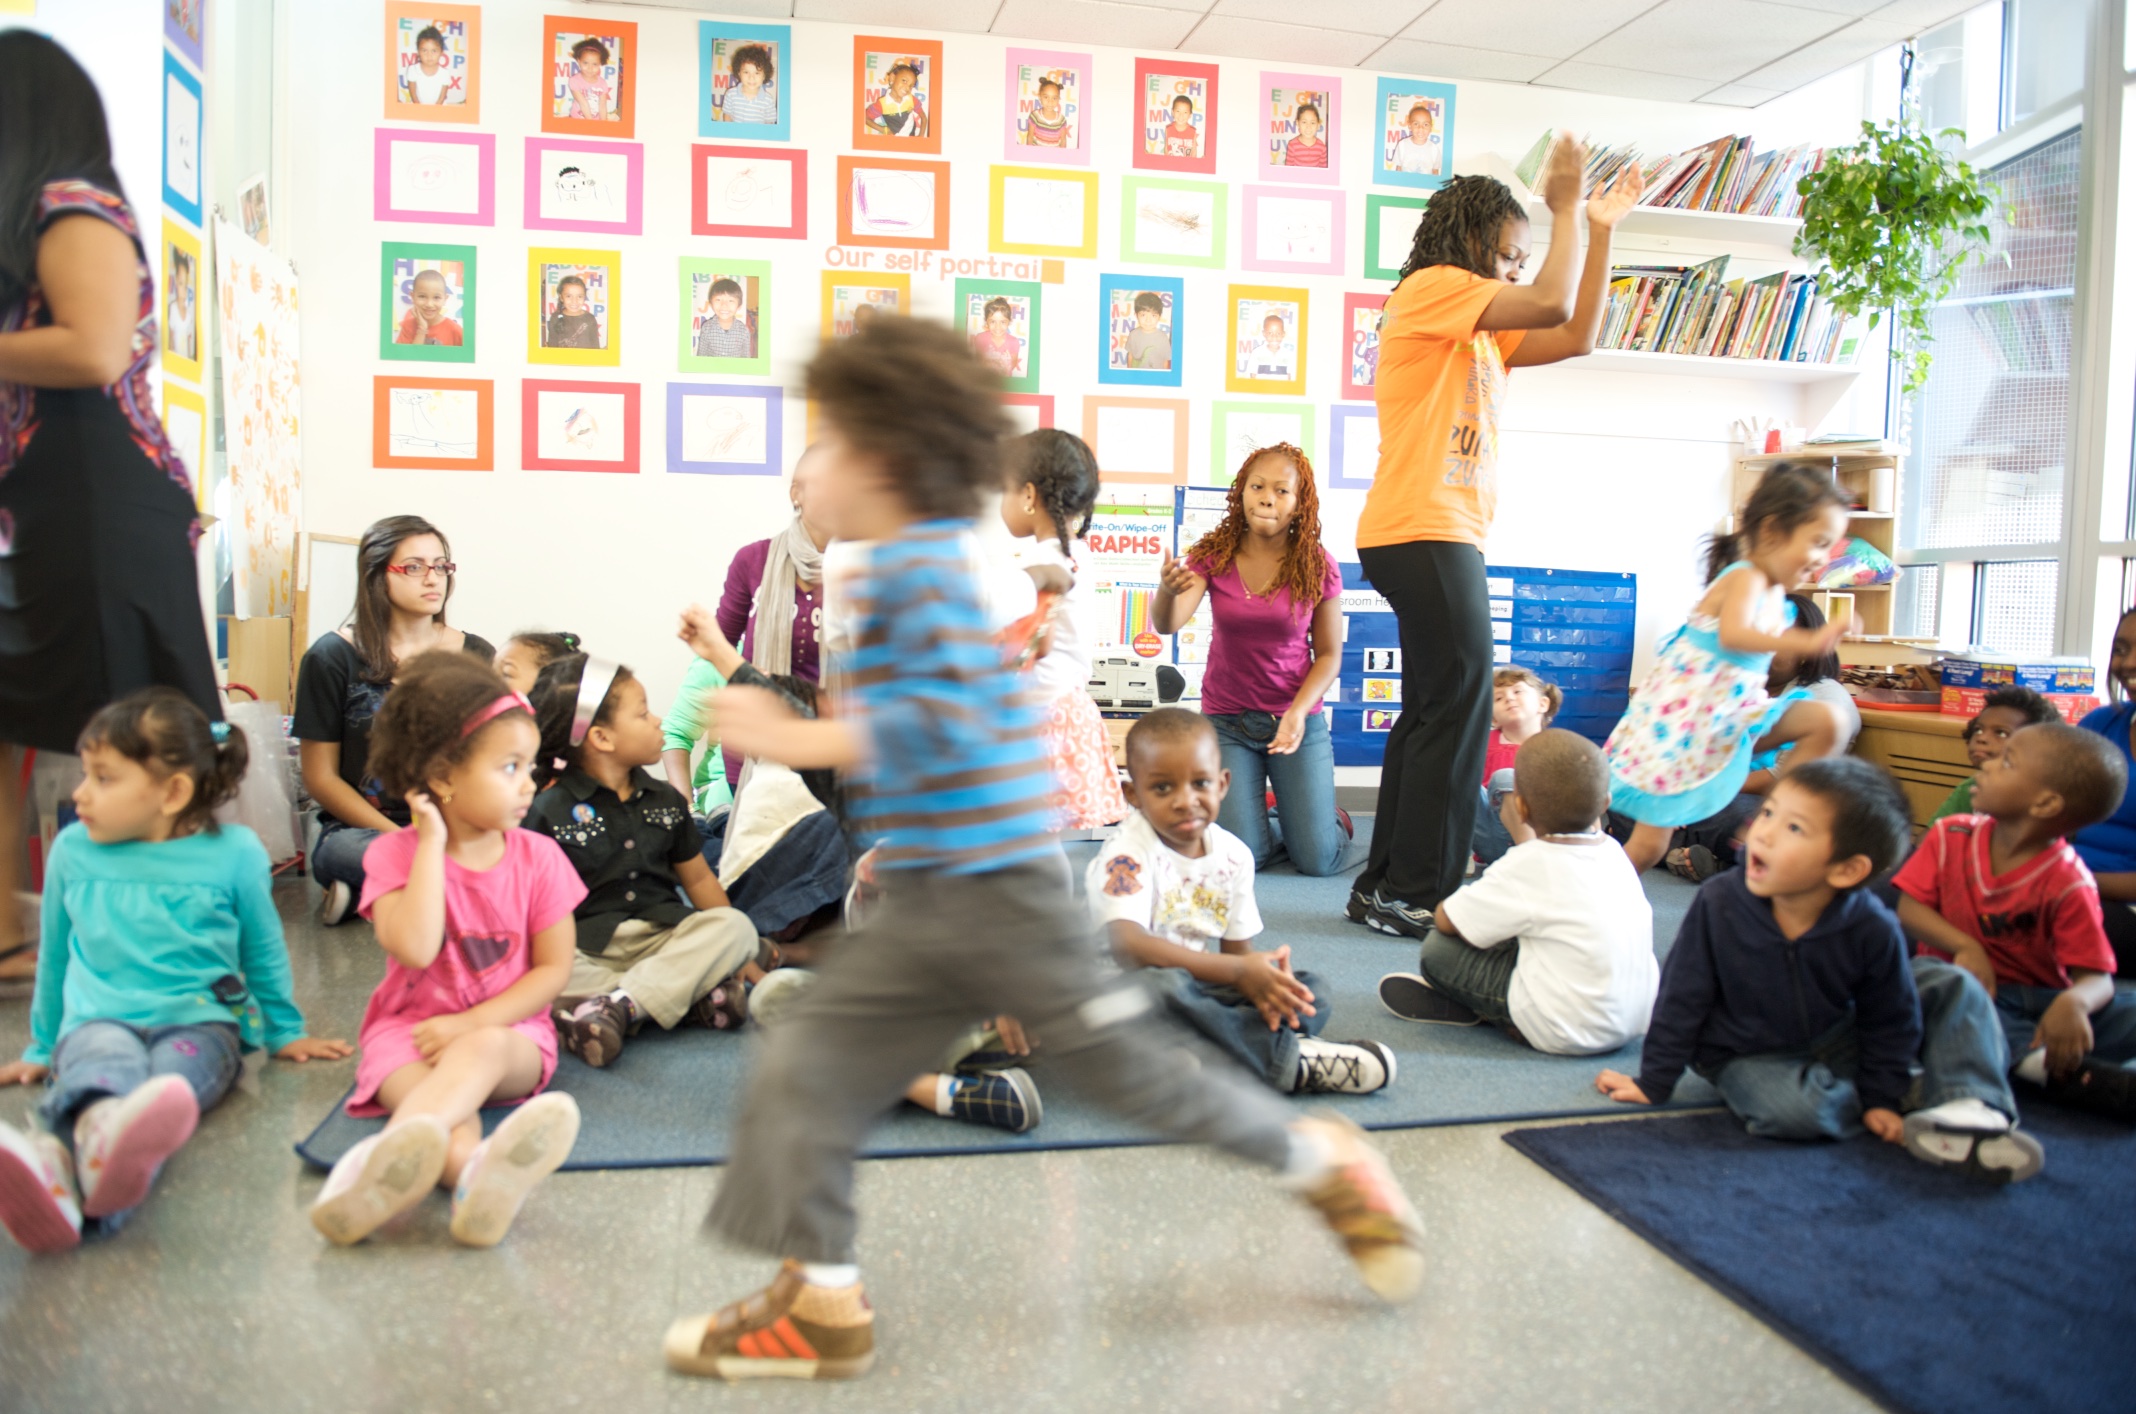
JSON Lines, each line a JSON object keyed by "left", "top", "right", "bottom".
{"left": 1356, "top": 540, "right": 1493, "bottom": 909}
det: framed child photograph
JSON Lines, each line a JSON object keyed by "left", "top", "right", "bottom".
{"left": 989, "top": 166, "right": 1099, "bottom": 259}
{"left": 1364, "top": 193, "right": 1430, "bottom": 281}
{"left": 700, "top": 22, "right": 791, "bottom": 141}
{"left": 237, "top": 172, "right": 270, "bottom": 244}
{"left": 1082, "top": 396, "right": 1190, "bottom": 485}
{"left": 165, "top": 0, "right": 205, "bottom": 70}
{"left": 1328, "top": 404, "right": 1381, "bottom": 490}
{"left": 819, "top": 270, "right": 910, "bottom": 341}
{"left": 1005, "top": 47, "right": 1089, "bottom": 165}
{"left": 162, "top": 381, "right": 208, "bottom": 502}
{"left": 1227, "top": 285, "right": 1309, "bottom": 397}
{"left": 524, "top": 136, "right": 643, "bottom": 235}
{"left": 379, "top": 241, "right": 477, "bottom": 363}
{"left": 1260, "top": 72, "right": 1339, "bottom": 185}
{"left": 853, "top": 36, "right": 941, "bottom": 154}
{"left": 542, "top": 14, "right": 636, "bottom": 138}
{"left": 837, "top": 156, "right": 950, "bottom": 251}
{"left": 1243, "top": 186, "right": 1344, "bottom": 276}
{"left": 1119, "top": 175, "right": 1227, "bottom": 268}
{"left": 680, "top": 257, "right": 771, "bottom": 376}
{"left": 521, "top": 378, "right": 640, "bottom": 474}
{"left": 692, "top": 144, "right": 806, "bottom": 240}
{"left": 1097, "top": 273, "right": 1182, "bottom": 389}
{"left": 1001, "top": 393, "right": 1055, "bottom": 433}
{"left": 955, "top": 278, "right": 1041, "bottom": 393}
{"left": 1341, "top": 292, "right": 1387, "bottom": 400}
{"left": 373, "top": 127, "right": 495, "bottom": 226}
{"left": 527, "top": 248, "right": 620, "bottom": 367}
{"left": 383, "top": 3, "right": 480, "bottom": 123}
{"left": 1133, "top": 59, "right": 1217, "bottom": 175}
{"left": 161, "top": 51, "right": 203, "bottom": 226}
{"left": 667, "top": 382, "right": 783, "bottom": 477}
{"left": 1210, "top": 401, "right": 1315, "bottom": 488}
{"left": 373, "top": 375, "right": 495, "bottom": 471}
{"left": 1374, "top": 77, "right": 1455, "bottom": 190}
{"left": 160, "top": 220, "right": 204, "bottom": 384}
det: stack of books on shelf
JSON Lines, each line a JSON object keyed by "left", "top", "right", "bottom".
{"left": 1964, "top": 293, "right": 2072, "bottom": 374}
{"left": 1514, "top": 132, "right": 1825, "bottom": 218}
{"left": 1598, "top": 256, "right": 1859, "bottom": 364}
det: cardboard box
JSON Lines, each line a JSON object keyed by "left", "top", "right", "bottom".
{"left": 1940, "top": 655, "right": 2096, "bottom": 695}
{"left": 1938, "top": 686, "right": 2098, "bottom": 724}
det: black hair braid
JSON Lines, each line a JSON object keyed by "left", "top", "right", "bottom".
{"left": 1395, "top": 174, "right": 1527, "bottom": 286}
{"left": 1014, "top": 428, "right": 1100, "bottom": 557}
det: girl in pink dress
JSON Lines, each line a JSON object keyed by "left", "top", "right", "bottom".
{"left": 311, "top": 652, "right": 587, "bottom": 1250}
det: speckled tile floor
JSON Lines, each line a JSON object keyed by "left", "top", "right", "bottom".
{"left": 0, "top": 873, "right": 1876, "bottom": 1414}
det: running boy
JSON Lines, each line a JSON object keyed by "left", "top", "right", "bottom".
{"left": 662, "top": 315, "right": 1425, "bottom": 1382}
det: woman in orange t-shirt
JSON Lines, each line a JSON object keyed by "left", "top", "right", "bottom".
{"left": 1348, "top": 135, "right": 1641, "bottom": 937}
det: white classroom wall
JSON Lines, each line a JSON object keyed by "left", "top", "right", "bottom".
{"left": 285, "top": 0, "right": 1892, "bottom": 732}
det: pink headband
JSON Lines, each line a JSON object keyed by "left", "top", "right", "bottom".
{"left": 460, "top": 692, "right": 533, "bottom": 737}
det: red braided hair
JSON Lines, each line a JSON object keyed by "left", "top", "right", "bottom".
{"left": 1183, "top": 443, "right": 1329, "bottom": 617}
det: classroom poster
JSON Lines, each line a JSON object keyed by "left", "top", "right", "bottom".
{"left": 214, "top": 221, "right": 302, "bottom": 619}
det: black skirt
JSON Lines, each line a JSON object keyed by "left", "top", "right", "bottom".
{"left": 0, "top": 388, "right": 219, "bottom": 753}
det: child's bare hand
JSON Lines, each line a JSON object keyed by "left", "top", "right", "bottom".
{"left": 1538, "top": 130, "right": 1586, "bottom": 212}
{"left": 1157, "top": 551, "right": 1204, "bottom": 599}
{"left": 1595, "top": 1069, "right": 1651, "bottom": 1104}
{"left": 1236, "top": 946, "right": 1315, "bottom": 1031}
{"left": 407, "top": 789, "right": 447, "bottom": 847}
{"left": 1863, "top": 1107, "right": 1905, "bottom": 1143}
{"left": 712, "top": 685, "right": 801, "bottom": 758}
{"left": 275, "top": 1037, "right": 355, "bottom": 1063}
{"left": 412, "top": 1012, "right": 477, "bottom": 1063}
{"left": 2034, "top": 993, "right": 2095, "bottom": 1078}
{"left": 992, "top": 1015, "right": 1032, "bottom": 1056}
{"left": 677, "top": 603, "right": 730, "bottom": 660}
{"left": 1586, "top": 163, "right": 1644, "bottom": 229}
{"left": 1950, "top": 943, "right": 1998, "bottom": 998}
{"left": 0, "top": 1060, "right": 48, "bottom": 1087}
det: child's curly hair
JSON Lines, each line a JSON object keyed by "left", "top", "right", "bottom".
{"left": 1182, "top": 443, "right": 1329, "bottom": 617}
{"left": 728, "top": 42, "right": 773, "bottom": 81}
{"left": 367, "top": 651, "right": 531, "bottom": 803}
{"left": 77, "top": 687, "right": 248, "bottom": 838}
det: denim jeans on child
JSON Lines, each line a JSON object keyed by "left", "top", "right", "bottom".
{"left": 1990, "top": 982, "right": 2136, "bottom": 1067}
{"left": 1208, "top": 711, "right": 1346, "bottom": 877}
{"left": 1144, "top": 965, "right": 1330, "bottom": 1090}
{"left": 1469, "top": 770, "right": 1517, "bottom": 871}
{"left": 1707, "top": 956, "right": 2015, "bottom": 1140}
{"left": 311, "top": 821, "right": 379, "bottom": 892}
{"left": 1416, "top": 927, "right": 1519, "bottom": 1028}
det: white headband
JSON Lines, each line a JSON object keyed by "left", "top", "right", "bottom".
{"left": 568, "top": 656, "right": 623, "bottom": 747}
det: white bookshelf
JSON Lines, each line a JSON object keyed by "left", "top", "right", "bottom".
{"left": 1472, "top": 154, "right": 1806, "bottom": 253}
{"left": 1576, "top": 348, "right": 1863, "bottom": 384}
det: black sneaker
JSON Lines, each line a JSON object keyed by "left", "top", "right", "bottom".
{"left": 1344, "top": 886, "right": 1376, "bottom": 927}
{"left": 2037, "top": 1057, "right": 2136, "bottom": 1123}
{"left": 554, "top": 995, "right": 631, "bottom": 1068}
{"left": 1901, "top": 1112, "right": 2046, "bottom": 1184}
{"left": 1364, "top": 890, "right": 1434, "bottom": 940}
{"left": 1293, "top": 1038, "right": 1396, "bottom": 1094}
{"left": 1378, "top": 973, "right": 1481, "bottom": 1026}
{"left": 949, "top": 1069, "right": 1042, "bottom": 1133}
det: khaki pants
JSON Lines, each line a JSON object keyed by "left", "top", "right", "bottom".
{"left": 566, "top": 909, "right": 757, "bottom": 1030}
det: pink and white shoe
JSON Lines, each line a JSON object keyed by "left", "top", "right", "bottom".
{"left": 310, "top": 1115, "right": 450, "bottom": 1247}
{"left": 0, "top": 1120, "right": 82, "bottom": 1252}
{"left": 448, "top": 1093, "right": 580, "bottom": 1248}
{"left": 75, "top": 1074, "right": 200, "bottom": 1219}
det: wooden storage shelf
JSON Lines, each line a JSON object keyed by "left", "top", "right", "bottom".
{"left": 1733, "top": 447, "right": 1899, "bottom": 640}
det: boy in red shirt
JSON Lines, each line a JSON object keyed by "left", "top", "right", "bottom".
{"left": 1895, "top": 722, "right": 2136, "bottom": 1123}
{"left": 1471, "top": 666, "right": 1558, "bottom": 871}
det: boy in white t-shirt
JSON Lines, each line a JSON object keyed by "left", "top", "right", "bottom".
{"left": 1379, "top": 730, "right": 1659, "bottom": 1055}
{"left": 1089, "top": 709, "right": 1394, "bottom": 1094}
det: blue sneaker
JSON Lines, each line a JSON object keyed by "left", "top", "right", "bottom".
{"left": 948, "top": 1069, "right": 1042, "bottom": 1133}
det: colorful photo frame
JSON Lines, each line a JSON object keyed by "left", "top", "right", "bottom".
{"left": 161, "top": 51, "right": 203, "bottom": 226}
{"left": 820, "top": 271, "right": 911, "bottom": 341}
{"left": 1119, "top": 175, "right": 1227, "bottom": 269}
{"left": 1083, "top": 396, "right": 1190, "bottom": 485}
{"left": 1001, "top": 393, "right": 1055, "bottom": 433}
{"left": 1004, "top": 48, "right": 1090, "bottom": 166}
{"left": 374, "top": 375, "right": 495, "bottom": 471}
{"left": 161, "top": 380, "right": 208, "bottom": 506}
{"left": 1374, "top": 77, "right": 1455, "bottom": 190}
{"left": 1227, "top": 284, "right": 1309, "bottom": 397}
{"left": 165, "top": 0, "right": 205, "bottom": 70}
{"left": 527, "top": 247, "right": 620, "bottom": 367}
{"left": 954, "top": 278, "right": 1041, "bottom": 393}
{"left": 1364, "top": 194, "right": 1430, "bottom": 281}
{"left": 680, "top": 257, "right": 771, "bottom": 376}
{"left": 1133, "top": 59, "right": 1218, "bottom": 175}
{"left": 542, "top": 14, "right": 636, "bottom": 138}
{"left": 1210, "top": 401, "right": 1316, "bottom": 488}
{"left": 521, "top": 378, "right": 640, "bottom": 474}
{"left": 384, "top": 3, "right": 480, "bottom": 123}
{"left": 379, "top": 241, "right": 477, "bottom": 363}
{"left": 1341, "top": 292, "right": 1387, "bottom": 401}
{"left": 524, "top": 136, "right": 643, "bottom": 235}
{"left": 700, "top": 22, "right": 791, "bottom": 142}
{"left": 989, "top": 166, "right": 1099, "bottom": 259}
{"left": 1243, "top": 186, "right": 1345, "bottom": 277}
{"left": 1328, "top": 404, "right": 1381, "bottom": 490}
{"left": 837, "top": 156, "right": 950, "bottom": 251}
{"left": 667, "top": 382, "right": 782, "bottom": 476}
{"left": 853, "top": 36, "right": 942, "bottom": 155}
{"left": 160, "top": 220, "right": 204, "bottom": 384}
{"left": 1259, "top": 72, "right": 1339, "bottom": 185}
{"left": 1097, "top": 273, "right": 1182, "bottom": 389}
{"left": 374, "top": 128, "right": 496, "bottom": 226}
{"left": 692, "top": 144, "right": 807, "bottom": 240}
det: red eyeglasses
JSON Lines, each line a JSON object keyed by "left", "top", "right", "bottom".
{"left": 385, "top": 560, "right": 456, "bottom": 579}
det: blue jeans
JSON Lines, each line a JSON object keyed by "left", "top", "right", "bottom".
{"left": 1470, "top": 771, "right": 1517, "bottom": 871}
{"left": 1709, "top": 956, "right": 2015, "bottom": 1139}
{"left": 1991, "top": 982, "right": 2136, "bottom": 1066}
{"left": 311, "top": 821, "right": 379, "bottom": 892}
{"left": 1208, "top": 711, "right": 1345, "bottom": 877}
{"left": 1144, "top": 965, "right": 1328, "bottom": 1090}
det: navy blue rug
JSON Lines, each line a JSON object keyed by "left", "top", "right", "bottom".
{"left": 1504, "top": 1106, "right": 2136, "bottom": 1414}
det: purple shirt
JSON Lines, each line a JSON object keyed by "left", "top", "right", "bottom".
{"left": 716, "top": 537, "right": 824, "bottom": 787}
{"left": 1189, "top": 550, "right": 1342, "bottom": 716}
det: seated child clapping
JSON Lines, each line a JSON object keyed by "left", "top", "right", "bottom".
{"left": 524, "top": 653, "right": 773, "bottom": 1067}
{"left": 1379, "top": 729, "right": 1658, "bottom": 1056}
{"left": 0, "top": 690, "right": 350, "bottom": 1252}
{"left": 1090, "top": 709, "right": 1393, "bottom": 1095}
{"left": 1600, "top": 758, "right": 2050, "bottom": 1184}
{"left": 1931, "top": 686, "right": 2059, "bottom": 823}
{"left": 1895, "top": 722, "right": 2136, "bottom": 1123}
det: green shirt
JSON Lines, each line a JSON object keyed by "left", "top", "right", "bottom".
{"left": 1930, "top": 775, "right": 1976, "bottom": 824}
{"left": 663, "top": 657, "right": 734, "bottom": 817}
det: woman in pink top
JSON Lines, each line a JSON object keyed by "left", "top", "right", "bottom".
{"left": 1153, "top": 445, "right": 1349, "bottom": 875}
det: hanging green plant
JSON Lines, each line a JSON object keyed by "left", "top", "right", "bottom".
{"left": 1793, "top": 119, "right": 2000, "bottom": 395}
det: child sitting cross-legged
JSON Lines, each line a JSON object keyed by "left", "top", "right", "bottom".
{"left": 1931, "top": 686, "right": 2060, "bottom": 823}
{"left": 1894, "top": 721, "right": 2136, "bottom": 1123}
{"left": 1378, "top": 729, "right": 1658, "bottom": 1055}
{"left": 523, "top": 652, "right": 775, "bottom": 1067}
{"left": 1599, "top": 758, "right": 2050, "bottom": 1184}
{"left": 1090, "top": 708, "right": 1394, "bottom": 1095}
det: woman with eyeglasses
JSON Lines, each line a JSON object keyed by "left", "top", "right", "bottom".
{"left": 293, "top": 515, "right": 494, "bottom": 925}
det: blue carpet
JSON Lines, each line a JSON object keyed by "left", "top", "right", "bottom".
{"left": 1504, "top": 1106, "right": 2136, "bottom": 1414}
{"left": 297, "top": 851, "right": 1716, "bottom": 1172}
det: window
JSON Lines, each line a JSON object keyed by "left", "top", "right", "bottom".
{"left": 1894, "top": 563, "right": 1942, "bottom": 638}
{"left": 1973, "top": 559, "right": 2061, "bottom": 653}
{"left": 2005, "top": 0, "right": 2092, "bottom": 125}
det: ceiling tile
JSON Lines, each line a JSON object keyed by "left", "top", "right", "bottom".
{"left": 1578, "top": 0, "right": 1852, "bottom": 81}
{"left": 1397, "top": 0, "right": 1656, "bottom": 63}
{"left": 1178, "top": 15, "right": 1386, "bottom": 67}
{"left": 1210, "top": 0, "right": 1427, "bottom": 39}
{"left": 1868, "top": 0, "right": 1984, "bottom": 28}
{"left": 1698, "top": 82, "right": 1788, "bottom": 106}
{"left": 1531, "top": 60, "right": 1713, "bottom": 102}
{"left": 1359, "top": 38, "right": 1559, "bottom": 83}
{"left": 1734, "top": 18, "right": 1909, "bottom": 90}
{"left": 600, "top": 0, "right": 794, "bottom": 14}
{"left": 1764, "top": 0, "right": 1886, "bottom": 13}
{"left": 795, "top": 0, "right": 999, "bottom": 32}
{"left": 988, "top": 0, "right": 1203, "bottom": 49}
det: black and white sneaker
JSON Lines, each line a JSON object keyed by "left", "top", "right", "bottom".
{"left": 1902, "top": 1111, "right": 2045, "bottom": 1185}
{"left": 1378, "top": 973, "right": 1482, "bottom": 1026}
{"left": 1344, "top": 886, "right": 1376, "bottom": 927}
{"left": 319, "top": 880, "right": 354, "bottom": 927}
{"left": 1293, "top": 1037, "right": 1396, "bottom": 1094}
{"left": 1364, "top": 890, "right": 1434, "bottom": 940}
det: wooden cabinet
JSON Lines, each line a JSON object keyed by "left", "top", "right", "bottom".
{"left": 1732, "top": 447, "right": 1923, "bottom": 661}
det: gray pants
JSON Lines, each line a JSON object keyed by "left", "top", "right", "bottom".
{"left": 708, "top": 853, "right": 1299, "bottom": 1262}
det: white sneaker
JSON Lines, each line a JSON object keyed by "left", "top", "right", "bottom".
{"left": 1902, "top": 1109, "right": 2045, "bottom": 1185}
{"left": 449, "top": 1093, "right": 580, "bottom": 1247}
{"left": 74, "top": 1074, "right": 199, "bottom": 1219}
{"left": 0, "top": 1121, "right": 81, "bottom": 1252}
{"left": 310, "top": 1116, "right": 450, "bottom": 1245}
{"left": 746, "top": 968, "right": 816, "bottom": 1029}
{"left": 1293, "top": 1037, "right": 1397, "bottom": 1095}
{"left": 320, "top": 880, "right": 354, "bottom": 927}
